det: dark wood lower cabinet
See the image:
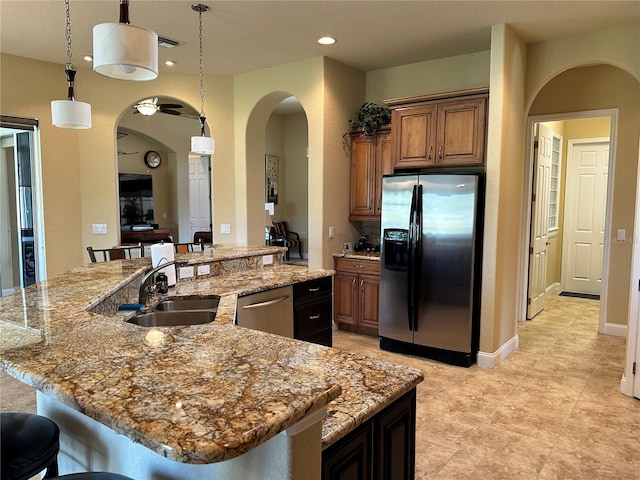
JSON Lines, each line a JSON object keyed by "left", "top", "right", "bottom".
{"left": 322, "top": 389, "right": 416, "bottom": 480}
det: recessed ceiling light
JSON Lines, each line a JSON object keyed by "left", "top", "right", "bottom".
{"left": 318, "top": 36, "right": 336, "bottom": 45}
{"left": 165, "top": 60, "right": 176, "bottom": 66}
{"left": 83, "top": 55, "right": 93, "bottom": 62}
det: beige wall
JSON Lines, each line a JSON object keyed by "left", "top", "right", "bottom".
{"left": 283, "top": 113, "right": 309, "bottom": 258}
{"left": 0, "top": 53, "right": 234, "bottom": 275}
{"left": 530, "top": 65, "right": 639, "bottom": 327}
{"left": 234, "top": 57, "right": 364, "bottom": 268}
{"left": 366, "top": 51, "right": 491, "bottom": 105}
{"left": 481, "top": 24, "right": 528, "bottom": 354}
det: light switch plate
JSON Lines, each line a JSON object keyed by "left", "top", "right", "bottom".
{"left": 617, "top": 228, "right": 626, "bottom": 241}
{"left": 220, "top": 224, "right": 231, "bottom": 234}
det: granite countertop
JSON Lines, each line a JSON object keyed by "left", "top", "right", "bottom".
{"left": 333, "top": 252, "right": 381, "bottom": 262}
{"left": 0, "top": 247, "right": 422, "bottom": 463}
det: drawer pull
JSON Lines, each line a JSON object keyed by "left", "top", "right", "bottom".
{"left": 308, "top": 287, "right": 321, "bottom": 292}
{"left": 309, "top": 314, "right": 321, "bottom": 320}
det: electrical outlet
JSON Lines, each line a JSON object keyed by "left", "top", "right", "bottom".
{"left": 328, "top": 226, "right": 335, "bottom": 238}
{"left": 220, "top": 224, "right": 231, "bottom": 234}
{"left": 197, "top": 264, "right": 210, "bottom": 276}
{"left": 179, "top": 266, "right": 194, "bottom": 279}
{"left": 617, "top": 229, "right": 626, "bottom": 241}
{"left": 92, "top": 224, "right": 107, "bottom": 235}
{"left": 263, "top": 254, "right": 274, "bottom": 265}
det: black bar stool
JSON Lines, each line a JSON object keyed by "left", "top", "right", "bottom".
{"left": 50, "top": 474, "right": 134, "bottom": 480}
{"left": 1, "top": 412, "right": 60, "bottom": 480}
{"left": 1, "top": 413, "right": 136, "bottom": 480}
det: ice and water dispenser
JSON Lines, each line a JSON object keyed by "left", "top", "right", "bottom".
{"left": 383, "top": 229, "right": 409, "bottom": 271}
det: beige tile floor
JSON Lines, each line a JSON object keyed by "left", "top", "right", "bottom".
{"left": 333, "top": 293, "right": 640, "bottom": 479}
{"left": 1, "top": 292, "right": 638, "bottom": 479}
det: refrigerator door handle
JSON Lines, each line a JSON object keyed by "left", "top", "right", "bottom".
{"left": 407, "top": 184, "right": 420, "bottom": 331}
{"left": 413, "top": 183, "right": 423, "bottom": 331}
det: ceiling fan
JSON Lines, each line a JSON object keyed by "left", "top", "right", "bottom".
{"left": 132, "top": 98, "right": 192, "bottom": 117}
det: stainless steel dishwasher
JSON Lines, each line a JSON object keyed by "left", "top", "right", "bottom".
{"left": 235, "top": 286, "right": 294, "bottom": 337}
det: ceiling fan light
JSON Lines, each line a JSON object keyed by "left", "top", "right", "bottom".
{"left": 135, "top": 102, "right": 158, "bottom": 116}
{"left": 93, "top": 22, "right": 158, "bottom": 81}
{"left": 51, "top": 99, "right": 92, "bottom": 129}
{"left": 191, "top": 135, "right": 215, "bottom": 155}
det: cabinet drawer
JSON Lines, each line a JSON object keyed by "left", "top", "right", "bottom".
{"left": 300, "top": 328, "right": 332, "bottom": 348}
{"left": 334, "top": 257, "right": 380, "bottom": 275}
{"left": 294, "top": 297, "right": 332, "bottom": 339}
{"left": 293, "top": 276, "right": 332, "bottom": 303}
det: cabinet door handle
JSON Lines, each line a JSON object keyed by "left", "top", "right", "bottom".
{"left": 360, "top": 279, "right": 364, "bottom": 293}
{"left": 428, "top": 146, "right": 432, "bottom": 160}
{"left": 438, "top": 146, "right": 443, "bottom": 159}
{"left": 308, "top": 287, "right": 320, "bottom": 292}
{"left": 309, "top": 314, "right": 321, "bottom": 320}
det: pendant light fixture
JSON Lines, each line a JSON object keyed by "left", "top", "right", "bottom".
{"left": 190, "top": 4, "right": 215, "bottom": 155}
{"left": 51, "top": 0, "right": 91, "bottom": 129}
{"left": 93, "top": 0, "right": 158, "bottom": 81}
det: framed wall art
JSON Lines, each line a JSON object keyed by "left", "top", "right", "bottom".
{"left": 265, "top": 154, "right": 278, "bottom": 204}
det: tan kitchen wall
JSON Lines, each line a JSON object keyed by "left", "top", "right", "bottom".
{"left": 1, "top": 53, "right": 234, "bottom": 276}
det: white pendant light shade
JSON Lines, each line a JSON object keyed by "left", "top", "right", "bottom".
{"left": 51, "top": 100, "right": 92, "bottom": 129}
{"left": 93, "top": 22, "right": 158, "bottom": 81}
{"left": 191, "top": 135, "right": 215, "bottom": 155}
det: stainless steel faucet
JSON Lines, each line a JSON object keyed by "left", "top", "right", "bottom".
{"left": 138, "top": 260, "right": 189, "bottom": 306}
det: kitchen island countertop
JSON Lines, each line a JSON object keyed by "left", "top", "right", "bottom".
{"left": 0, "top": 248, "right": 422, "bottom": 465}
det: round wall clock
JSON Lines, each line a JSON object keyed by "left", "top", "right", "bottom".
{"left": 144, "top": 150, "right": 162, "bottom": 169}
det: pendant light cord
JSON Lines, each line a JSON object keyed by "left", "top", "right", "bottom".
{"left": 64, "top": 0, "right": 73, "bottom": 70}
{"left": 198, "top": 9, "right": 205, "bottom": 122}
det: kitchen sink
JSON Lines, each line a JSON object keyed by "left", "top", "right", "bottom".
{"left": 155, "top": 297, "right": 220, "bottom": 312}
{"left": 127, "top": 310, "right": 216, "bottom": 327}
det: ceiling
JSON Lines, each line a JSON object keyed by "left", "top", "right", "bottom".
{"left": 1, "top": 1, "right": 638, "bottom": 79}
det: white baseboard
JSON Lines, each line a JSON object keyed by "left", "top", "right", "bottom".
{"left": 477, "top": 334, "right": 519, "bottom": 369}
{"left": 604, "top": 322, "right": 627, "bottom": 337}
{"left": 619, "top": 374, "right": 633, "bottom": 397}
{"left": 546, "top": 282, "right": 561, "bottom": 294}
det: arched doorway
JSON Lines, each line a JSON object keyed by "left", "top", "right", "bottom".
{"left": 117, "top": 96, "right": 211, "bottom": 245}
{"left": 245, "top": 93, "right": 309, "bottom": 262}
{"left": 521, "top": 64, "right": 640, "bottom": 396}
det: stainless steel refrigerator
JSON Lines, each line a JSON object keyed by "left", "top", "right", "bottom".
{"left": 379, "top": 172, "right": 482, "bottom": 367}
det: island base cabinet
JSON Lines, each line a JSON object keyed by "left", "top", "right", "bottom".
{"left": 38, "top": 391, "right": 325, "bottom": 480}
{"left": 322, "top": 389, "right": 417, "bottom": 480}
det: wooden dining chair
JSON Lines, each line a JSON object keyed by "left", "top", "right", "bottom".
{"left": 86, "top": 243, "right": 144, "bottom": 263}
{"left": 272, "top": 221, "right": 302, "bottom": 260}
{"left": 174, "top": 242, "right": 205, "bottom": 254}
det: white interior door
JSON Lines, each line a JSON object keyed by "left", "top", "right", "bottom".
{"left": 527, "top": 124, "right": 553, "bottom": 318}
{"left": 188, "top": 156, "right": 211, "bottom": 240}
{"left": 562, "top": 139, "right": 609, "bottom": 295}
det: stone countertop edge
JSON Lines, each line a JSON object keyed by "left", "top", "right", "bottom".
{"left": 333, "top": 252, "right": 381, "bottom": 262}
{"left": 0, "top": 247, "right": 423, "bottom": 464}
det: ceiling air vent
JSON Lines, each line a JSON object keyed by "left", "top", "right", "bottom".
{"left": 158, "top": 36, "right": 183, "bottom": 49}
